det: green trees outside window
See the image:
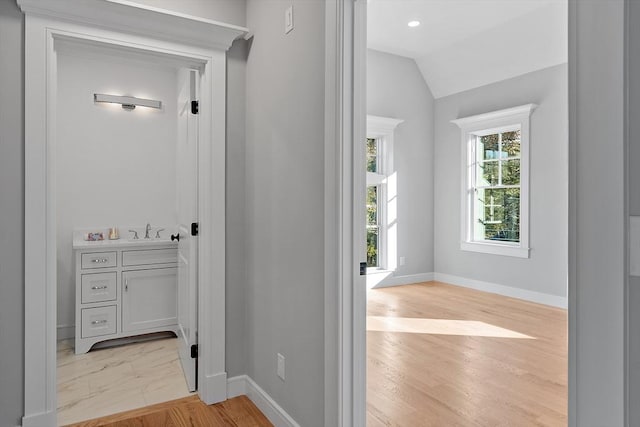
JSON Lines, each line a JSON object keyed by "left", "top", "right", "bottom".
{"left": 475, "top": 130, "right": 521, "bottom": 242}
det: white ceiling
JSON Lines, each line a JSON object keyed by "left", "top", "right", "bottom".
{"left": 368, "top": 0, "right": 568, "bottom": 98}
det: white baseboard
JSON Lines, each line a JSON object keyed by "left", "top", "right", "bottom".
{"left": 22, "top": 410, "right": 55, "bottom": 427}
{"left": 368, "top": 271, "right": 434, "bottom": 289}
{"left": 227, "top": 375, "right": 300, "bottom": 427}
{"left": 434, "top": 272, "right": 568, "bottom": 308}
{"left": 57, "top": 324, "right": 74, "bottom": 340}
{"left": 200, "top": 372, "right": 227, "bottom": 405}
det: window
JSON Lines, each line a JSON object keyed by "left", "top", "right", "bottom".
{"left": 451, "top": 104, "right": 536, "bottom": 258}
{"left": 366, "top": 138, "right": 381, "bottom": 267}
{"left": 366, "top": 115, "right": 403, "bottom": 271}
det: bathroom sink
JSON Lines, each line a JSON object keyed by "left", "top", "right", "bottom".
{"left": 72, "top": 228, "right": 176, "bottom": 249}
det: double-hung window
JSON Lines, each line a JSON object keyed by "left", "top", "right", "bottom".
{"left": 366, "top": 137, "right": 382, "bottom": 267}
{"left": 366, "top": 115, "right": 403, "bottom": 271}
{"left": 452, "top": 104, "right": 536, "bottom": 258}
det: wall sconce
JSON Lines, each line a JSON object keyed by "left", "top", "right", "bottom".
{"left": 94, "top": 93, "right": 162, "bottom": 111}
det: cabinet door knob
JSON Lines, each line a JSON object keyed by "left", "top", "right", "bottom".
{"left": 125, "top": 279, "right": 128, "bottom": 292}
{"left": 171, "top": 233, "right": 180, "bottom": 242}
{"left": 91, "top": 285, "right": 108, "bottom": 290}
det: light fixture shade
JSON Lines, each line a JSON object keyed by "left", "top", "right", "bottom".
{"left": 94, "top": 93, "right": 162, "bottom": 110}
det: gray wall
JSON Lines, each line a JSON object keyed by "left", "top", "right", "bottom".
{"left": 0, "top": 1, "right": 24, "bottom": 425}
{"left": 245, "top": 0, "right": 325, "bottom": 425}
{"left": 434, "top": 64, "right": 568, "bottom": 299}
{"left": 367, "top": 49, "right": 435, "bottom": 277}
{"left": 568, "top": 0, "right": 625, "bottom": 424}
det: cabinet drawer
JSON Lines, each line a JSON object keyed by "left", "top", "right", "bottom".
{"left": 81, "top": 251, "right": 117, "bottom": 269}
{"left": 81, "top": 305, "right": 117, "bottom": 338}
{"left": 122, "top": 248, "right": 177, "bottom": 267}
{"left": 81, "top": 272, "right": 117, "bottom": 304}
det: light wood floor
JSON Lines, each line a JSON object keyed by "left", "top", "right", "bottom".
{"left": 367, "top": 281, "right": 567, "bottom": 427}
{"left": 64, "top": 395, "right": 273, "bottom": 427}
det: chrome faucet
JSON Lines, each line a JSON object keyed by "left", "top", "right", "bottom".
{"left": 145, "top": 223, "right": 152, "bottom": 239}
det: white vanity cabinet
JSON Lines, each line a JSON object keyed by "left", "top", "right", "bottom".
{"left": 74, "top": 243, "right": 179, "bottom": 354}
{"left": 122, "top": 267, "right": 177, "bottom": 332}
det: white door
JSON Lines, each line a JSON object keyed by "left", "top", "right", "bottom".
{"left": 175, "top": 69, "right": 199, "bottom": 392}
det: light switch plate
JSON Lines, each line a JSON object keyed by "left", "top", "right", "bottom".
{"left": 277, "top": 353, "right": 285, "bottom": 380}
{"left": 630, "top": 216, "right": 640, "bottom": 276}
{"left": 285, "top": 6, "right": 294, "bottom": 34}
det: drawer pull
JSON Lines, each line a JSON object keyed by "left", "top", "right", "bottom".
{"left": 91, "top": 258, "right": 108, "bottom": 263}
{"left": 91, "top": 319, "right": 108, "bottom": 325}
{"left": 91, "top": 285, "right": 108, "bottom": 290}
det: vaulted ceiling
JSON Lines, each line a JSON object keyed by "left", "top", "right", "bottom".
{"left": 367, "top": 0, "right": 568, "bottom": 99}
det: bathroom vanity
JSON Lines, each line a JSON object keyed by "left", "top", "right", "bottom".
{"left": 73, "top": 233, "right": 179, "bottom": 354}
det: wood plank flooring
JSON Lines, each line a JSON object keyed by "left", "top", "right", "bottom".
{"left": 64, "top": 395, "right": 273, "bottom": 427}
{"left": 367, "top": 281, "right": 567, "bottom": 427}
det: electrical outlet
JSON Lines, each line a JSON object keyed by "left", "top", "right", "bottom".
{"left": 285, "top": 6, "right": 294, "bottom": 34}
{"left": 277, "top": 353, "right": 285, "bottom": 381}
{"left": 400, "top": 256, "right": 406, "bottom": 266}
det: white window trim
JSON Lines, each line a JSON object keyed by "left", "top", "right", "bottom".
{"left": 451, "top": 104, "right": 536, "bottom": 259}
{"left": 366, "top": 115, "right": 403, "bottom": 271}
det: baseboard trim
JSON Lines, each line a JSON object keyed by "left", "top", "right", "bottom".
{"left": 227, "top": 375, "right": 300, "bottom": 427}
{"left": 200, "top": 372, "right": 227, "bottom": 405}
{"left": 22, "top": 410, "right": 55, "bottom": 427}
{"left": 368, "top": 272, "right": 435, "bottom": 289}
{"left": 434, "top": 273, "right": 568, "bottom": 308}
{"left": 57, "top": 324, "right": 74, "bottom": 340}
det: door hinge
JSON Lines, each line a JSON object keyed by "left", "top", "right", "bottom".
{"left": 191, "top": 100, "right": 199, "bottom": 115}
{"left": 359, "top": 262, "right": 367, "bottom": 276}
{"left": 191, "top": 222, "right": 199, "bottom": 236}
{"left": 190, "top": 344, "right": 198, "bottom": 359}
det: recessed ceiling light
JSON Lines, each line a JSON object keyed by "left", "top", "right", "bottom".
{"left": 408, "top": 21, "right": 420, "bottom": 28}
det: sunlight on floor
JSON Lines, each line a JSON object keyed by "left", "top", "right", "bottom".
{"left": 366, "top": 316, "right": 534, "bottom": 339}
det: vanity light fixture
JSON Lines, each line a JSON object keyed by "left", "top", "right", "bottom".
{"left": 407, "top": 20, "right": 421, "bottom": 28}
{"left": 93, "top": 93, "right": 162, "bottom": 111}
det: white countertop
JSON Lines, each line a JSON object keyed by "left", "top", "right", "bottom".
{"left": 72, "top": 228, "right": 178, "bottom": 250}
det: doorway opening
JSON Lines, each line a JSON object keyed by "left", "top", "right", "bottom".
{"left": 53, "top": 39, "right": 202, "bottom": 425}
{"left": 361, "top": 1, "right": 569, "bottom": 425}
{"left": 22, "top": 4, "right": 241, "bottom": 424}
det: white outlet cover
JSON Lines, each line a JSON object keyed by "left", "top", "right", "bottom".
{"left": 285, "top": 6, "right": 294, "bottom": 34}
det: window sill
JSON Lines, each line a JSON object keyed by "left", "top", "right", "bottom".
{"left": 367, "top": 268, "right": 392, "bottom": 275}
{"left": 461, "top": 241, "right": 530, "bottom": 258}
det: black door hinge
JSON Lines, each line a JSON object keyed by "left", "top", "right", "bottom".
{"left": 191, "top": 222, "right": 199, "bottom": 236}
{"left": 359, "top": 262, "right": 367, "bottom": 276}
{"left": 190, "top": 344, "right": 198, "bottom": 359}
{"left": 191, "top": 100, "right": 199, "bottom": 115}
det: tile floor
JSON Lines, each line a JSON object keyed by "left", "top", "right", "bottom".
{"left": 57, "top": 336, "right": 192, "bottom": 426}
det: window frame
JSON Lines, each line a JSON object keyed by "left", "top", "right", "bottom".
{"left": 451, "top": 104, "right": 536, "bottom": 258}
{"left": 366, "top": 137, "right": 382, "bottom": 268}
{"left": 366, "top": 115, "right": 403, "bottom": 271}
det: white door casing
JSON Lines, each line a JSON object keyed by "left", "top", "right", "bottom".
{"left": 176, "top": 68, "right": 199, "bottom": 392}
{"left": 20, "top": 1, "right": 248, "bottom": 425}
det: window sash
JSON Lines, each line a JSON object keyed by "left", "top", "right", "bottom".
{"left": 471, "top": 129, "right": 522, "bottom": 245}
